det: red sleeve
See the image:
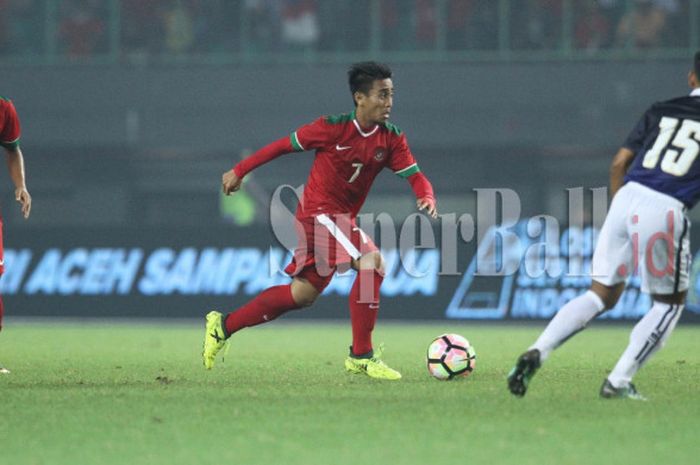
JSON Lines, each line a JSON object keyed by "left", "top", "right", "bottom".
{"left": 290, "top": 117, "right": 335, "bottom": 152}
{"left": 388, "top": 133, "right": 419, "bottom": 178}
{"left": 407, "top": 171, "right": 435, "bottom": 200}
{"left": 387, "top": 132, "right": 434, "bottom": 199}
{"left": 0, "top": 100, "right": 21, "bottom": 150}
{"left": 233, "top": 136, "right": 294, "bottom": 177}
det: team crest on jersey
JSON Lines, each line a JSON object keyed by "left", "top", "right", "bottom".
{"left": 374, "top": 148, "right": 386, "bottom": 161}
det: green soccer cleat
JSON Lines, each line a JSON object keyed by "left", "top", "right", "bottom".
{"left": 507, "top": 349, "right": 541, "bottom": 397}
{"left": 202, "top": 311, "right": 228, "bottom": 370}
{"left": 344, "top": 343, "right": 402, "bottom": 380}
{"left": 599, "top": 379, "right": 647, "bottom": 401}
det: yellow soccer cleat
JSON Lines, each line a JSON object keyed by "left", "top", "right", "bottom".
{"left": 202, "top": 311, "right": 228, "bottom": 370}
{"left": 344, "top": 343, "right": 402, "bottom": 380}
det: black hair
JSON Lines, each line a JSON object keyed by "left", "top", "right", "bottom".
{"left": 695, "top": 50, "right": 700, "bottom": 78}
{"left": 348, "top": 61, "right": 392, "bottom": 106}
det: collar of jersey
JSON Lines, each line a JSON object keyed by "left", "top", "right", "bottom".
{"left": 351, "top": 110, "right": 379, "bottom": 137}
{"left": 691, "top": 88, "right": 700, "bottom": 97}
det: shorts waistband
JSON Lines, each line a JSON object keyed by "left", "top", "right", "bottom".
{"left": 625, "top": 182, "right": 687, "bottom": 213}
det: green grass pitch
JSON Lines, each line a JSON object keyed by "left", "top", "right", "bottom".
{"left": 1, "top": 321, "right": 698, "bottom": 465}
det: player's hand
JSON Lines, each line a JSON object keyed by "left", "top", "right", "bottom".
{"left": 222, "top": 170, "right": 243, "bottom": 195}
{"left": 15, "top": 187, "right": 31, "bottom": 219}
{"left": 417, "top": 196, "right": 437, "bottom": 219}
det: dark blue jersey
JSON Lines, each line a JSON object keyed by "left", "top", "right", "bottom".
{"left": 624, "top": 91, "right": 700, "bottom": 208}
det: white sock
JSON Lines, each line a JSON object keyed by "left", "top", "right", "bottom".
{"left": 531, "top": 290, "right": 605, "bottom": 362}
{"left": 607, "top": 301, "right": 683, "bottom": 388}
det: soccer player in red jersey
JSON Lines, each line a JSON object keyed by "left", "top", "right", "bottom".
{"left": 0, "top": 96, "right": 32, "bottom": 374}
{"left": 203, "top": 62, "right": 437, "bottom": 379}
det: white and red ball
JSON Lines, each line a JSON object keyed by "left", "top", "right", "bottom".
{"left": 426, "top": 333, "right": 477, "bottom": 380}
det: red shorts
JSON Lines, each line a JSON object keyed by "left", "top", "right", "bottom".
{"left": 284, "top": 213, "right": 378, "bottom": 292}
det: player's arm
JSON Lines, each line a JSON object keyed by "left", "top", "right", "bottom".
{"left": 4, "top": 147, "right": 31, "bottom": 219}
{"left": 609, "top": 147, "right": 635, "bottom": 198}
{"left": 408, "top": 171, "right": 437, "bottom": 219}
{"left": 222, "top": 136, "right": 294, "bottom": 195}
{"left": 609, "top": 109, "right": 650, "bottom": 199}
{"left": 389, "top": 133, "right": 437, "bottom": 218}
{"left": 1, "top": 100, "right": 30, "bottom": 218}
{"left": 223, "top": 117, "right": 331, "bottom": 195}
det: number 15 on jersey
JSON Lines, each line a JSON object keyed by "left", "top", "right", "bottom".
{"left": 642, "top": 117, "right": 700, "bottom": 176}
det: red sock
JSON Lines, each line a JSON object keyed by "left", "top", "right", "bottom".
{"left": 224, "top": 285, "right": 300, "bottom": 335}
{"left": 349, "top": 269, "right": 383, "bottom": 356}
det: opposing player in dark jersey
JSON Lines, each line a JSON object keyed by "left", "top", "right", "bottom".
{"left": 0, "top": 96, "right": 32, "bottom": 374}
{"left": 203, "top": 62, "right": 437, "bottom": 380}
{"left": 508, "top": 52, "right": 700, "bottom": 399}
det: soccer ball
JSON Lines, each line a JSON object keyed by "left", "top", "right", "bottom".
{"left": 426, "top": 333, "right": 476, "bottom": 380}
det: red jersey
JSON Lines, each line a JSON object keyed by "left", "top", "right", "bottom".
{"left": 290, "top": 111, "right": 419, "bottom": 219}
{"left": 0, "top": 96, "right": 21, "bottom": 150}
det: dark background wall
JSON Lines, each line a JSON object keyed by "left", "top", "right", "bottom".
{"left": 2, "top": 59, "right": 697, "bottom": 230}
{"left": 2, "top": 60, "right": 693, "bottom": 151}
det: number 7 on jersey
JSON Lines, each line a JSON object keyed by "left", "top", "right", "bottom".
{"left": 348, "top": 162, "right": 363, "bottom": 183}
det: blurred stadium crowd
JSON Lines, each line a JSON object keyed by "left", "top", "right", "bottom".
{"left": 0, "top": 0, "right": 695, "bottom": 60}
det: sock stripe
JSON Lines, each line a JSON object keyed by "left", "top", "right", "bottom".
{"left": 655, "top": 303, "right": 677, "bottom": 331}
{"left": 634, "top": 304, "right": 679, "bottom": 364}
{"left": 673, "top": 218, "right": 688, "bottom": 294}
{"left": 634, "top": 341, "right": 651, "bottom": 362}
{"left": 634, "top": 304, "right": 673, "bottom": 361}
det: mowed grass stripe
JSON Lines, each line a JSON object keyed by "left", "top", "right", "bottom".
{"left": 0, "top": 322, "right": 698, "bottom": 465}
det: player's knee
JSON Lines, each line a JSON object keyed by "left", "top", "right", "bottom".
{"left": 602, "top": 294, "right": 622, "bottom": 310}
{"left": 294, "top": 293, "right": 317, "bottom": 308}
{"left": 591, "top": 281, "right": 624, "bottom": 310}
{"left": 292, "top": 287, "right": 318, "bottom": 308}
{"left": 599, "top": 294, "right": 619, "bottom": 310}
{"left": 370, "top": 252, "right": 385, "bottom": 275}
{"left": 352, "top": 252, "right": 385, "bottom": 275}
{"left": 290, "top": 278, "right": 321, "bottom": 308}
{"left": 651, "top": 291, "right": 687, "bottom": 305}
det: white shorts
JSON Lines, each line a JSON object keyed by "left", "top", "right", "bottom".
{"left": 591, "top": 182, "right": 691, "bottom": 294}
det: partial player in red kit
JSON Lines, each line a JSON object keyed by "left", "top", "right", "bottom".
{"left": 202, "top": 62, "right": 437, "bottom": 379}
{"left": 0, "top": 96, "right": 33, "bottom": 374}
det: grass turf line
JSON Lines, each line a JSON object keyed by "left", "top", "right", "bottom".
{"left": 0, "top": 322, "right": 698, "bottom": 465}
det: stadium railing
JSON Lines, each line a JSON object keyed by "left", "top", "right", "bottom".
{"left": 0, "top": 0, "right": 698, "bottom": 65}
